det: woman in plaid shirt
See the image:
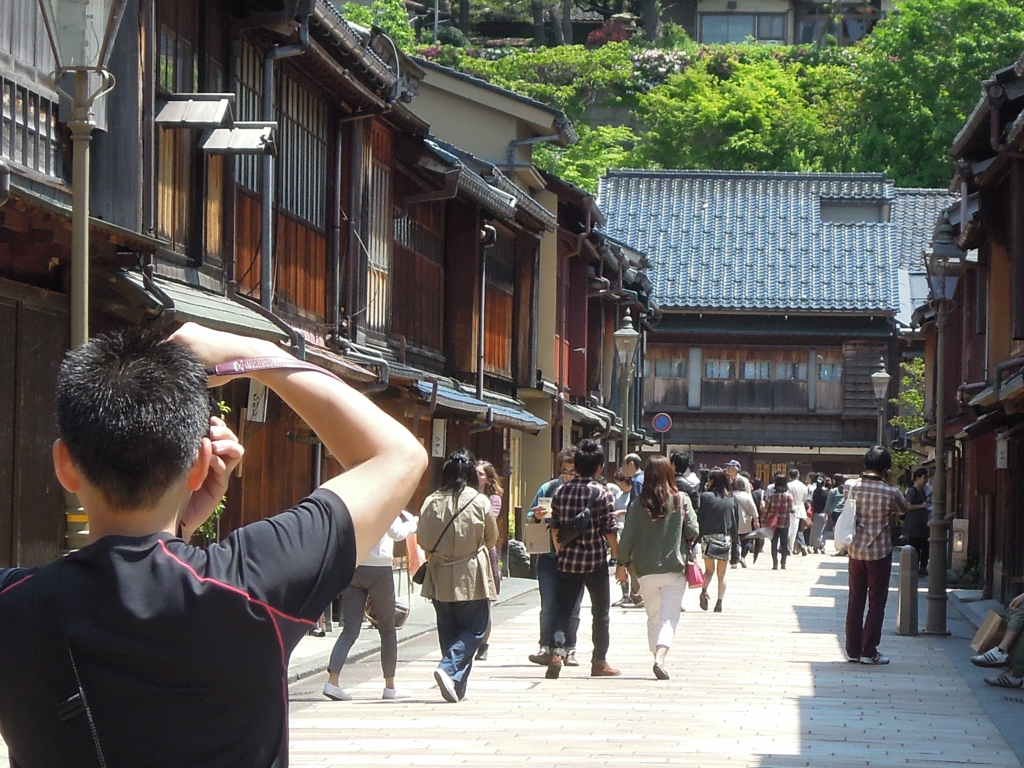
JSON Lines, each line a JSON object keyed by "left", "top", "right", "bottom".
{"left": 763, "top": 474, "right": 794, "bottom": 570}
{"left": 845, "top": 446, "right": 908, "bottom": 666}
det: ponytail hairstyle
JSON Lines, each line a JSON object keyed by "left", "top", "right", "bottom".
{"left": 639, "top": 455, "right": 677, "bottom": 521}
{"left": 439, "top": 448, "right": 478, "bottom": 504}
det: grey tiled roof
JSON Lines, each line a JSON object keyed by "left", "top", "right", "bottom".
{"left": 892, "top": 188, "right": 959, "bottom": 272}
{"left": 597, "top": 170, "right": 936, "bottom": 314}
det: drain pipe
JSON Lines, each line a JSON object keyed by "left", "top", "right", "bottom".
{"left": 261, "top": 14, "right": 310, "bottom": 311}
{"left": 506, "top": 133, "right": 561, "bottom": 178}
{"left": 476, "top": 224, "right": 497, "bottom": 401}
{"left": 331, "top": 121, "right": 344, "bottom": 336}
{"left": 397, "top": 168, "right": 459, "bottom": 218}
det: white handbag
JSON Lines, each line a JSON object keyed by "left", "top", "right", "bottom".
{"left": 834, "top": 497, "right": 857, "bottom": 548}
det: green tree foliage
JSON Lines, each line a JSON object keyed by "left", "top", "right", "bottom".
{"left": 416, "top": 0, "right": 1024, "bottom": 188}
{"left": 633, "top": 54, "right": 842, "bottom": 172}
{"left": 850, "top": 0, "right": 1024, "bottom": 187}
{"left": 342, "top": 0, "right": 415, "bottom": 49}
{"left": 889, "top": 358, "right": 926, "bottom": 474}
{"left": 534, "top": 124, "right": 640, "bottom": 190}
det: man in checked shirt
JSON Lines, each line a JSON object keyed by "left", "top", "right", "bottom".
{"left": 546, "top": 439, "right": 621, "bottom": 679}
{"left": 845, "top": 446, "right": 908, "bottom": 665}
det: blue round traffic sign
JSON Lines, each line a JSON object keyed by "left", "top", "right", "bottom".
{"left": 652, "top": 413, "right": 673, "bottom": 433}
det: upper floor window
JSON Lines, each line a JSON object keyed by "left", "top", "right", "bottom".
{"left": 700, "top": 13, "right": 786, "bottom": 44}
{"left": 775, "top": 361, "right": 808, "bottom": 381}
{"left": 654, "top": 359, "right": 687, "bottom": 379}
{"left": 742, "top": 361, "right": 771, "bottom": 380}
{"left": 705, "top": 360, "right": 735, "bottom": 380}
{"left": 819, "top": 362, "right": 843, "bottom": 381}
{"left": 277, "top": 74, "right": 329, "bottom": 229}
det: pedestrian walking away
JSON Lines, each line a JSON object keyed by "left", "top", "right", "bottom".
{"left": 844, "top": 446, "right": 908, "bottom": 666}
{"left": 616, "top": 455, "right": 699, "bottom": 680}
{"left": 418, "top": 449, "right": 497, "bottom": 702}
{"left": 475, "top": 460, "right": 505, "bottom": 661}
{"left": 611, "top": 470, "right": 643, "bottom": 607}
{"left": 732, "top": 472, "right": 759, "bottom": 568}
{"left": 0, "top": 323, "right": 428, "bottom": 767}
{"left": 323, "top": 510, "right": 419, "bottom": 702}
{"left": 526, "top": 446, "right": 583, "bottom": 668}
{"left": 763, "top": 474, "right": 794, "bottom": 570}
{"left": 547, "top": 439, "right": 621, "bottom": 679}
{"left": 809, "top": 474, "right": 828, "bottom": 554}
{"left": 697, "top": 469, "right": 739, "bottom": 613}
{"left": 787, "top": 468, "right": 809, "bottom": 556}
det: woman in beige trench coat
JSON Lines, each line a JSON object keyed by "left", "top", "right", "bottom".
{"left": 419, "top": 449, "right": 497, "bottom": 702}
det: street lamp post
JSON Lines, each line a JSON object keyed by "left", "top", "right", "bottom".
{"left": 924, "top": 222, "right": 964, "bottom": 635}
{"left": 871, "top": 357, "right": 891, "bottom": 446}
{"left": 613, "top": 308, "right": 640, "bottom": 466}
{"left": 38, "top": 0, "right": 127, "bottom": 347}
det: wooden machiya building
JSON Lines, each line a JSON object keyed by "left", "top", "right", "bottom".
{"left": 598, "top": 170, "right": 948, "bottom": 482}
{"left": 926, "top": 51, "right": 1024, "bottom": 601}
{"left": 0, "top": 0, "right": 607, "bottom": 566}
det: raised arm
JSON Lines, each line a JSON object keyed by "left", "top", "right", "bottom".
{"left": 169, "top": 323, "right": 428, "bottom": 564}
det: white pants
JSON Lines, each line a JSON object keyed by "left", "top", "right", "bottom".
{"left": 788, "top": 513, "right": 803, "bottom": 553}
{"left": 638, "top": 572, "right": 688, "bottom": 653}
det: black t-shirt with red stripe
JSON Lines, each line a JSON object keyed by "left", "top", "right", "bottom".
{"left": 0, "top": 489, "right": 355, "bottom": 768}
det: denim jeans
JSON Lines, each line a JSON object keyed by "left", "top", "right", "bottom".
{"left": 433, "top": 599, "right": 489, "bottom": 699}
{"left": 553, "top": 567, "right": 611, "bottom": 662}
{"left": 537, "top": 552, "right": 581, "bottom": 649}
{"left": 772, "top": 526, "right": 790, "bottom": 567}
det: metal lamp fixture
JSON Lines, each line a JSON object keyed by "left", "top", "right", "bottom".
{"left": 613, "top": 309, "right": 640, "bottom": 366}
{"left": 870, "top": 357, "right": 891, "bottom": 446}
{"left": 613, "top": 309, "right": 640, "bottom": 464}
{"left": 38, "top": 0, "right": 128, "bottom": 347}
{"left": 922, "top": 218, "right": 965, "bottom": 636}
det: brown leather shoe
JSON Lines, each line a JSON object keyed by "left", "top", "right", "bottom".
{"left": 564, "top": 650, "right": 579, "bottom": 667}
{"left": 591, "top": 661, "right": 621, "bottom": 677}
{"left": 529, "top": 651, "right": 552, "bottom": 666}
{"left": 545, "top": 654, "right": 563, "bottom": 679}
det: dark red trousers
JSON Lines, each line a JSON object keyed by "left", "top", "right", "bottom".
{"left": 845, "top": 556, "right": 892, "bottom": 659}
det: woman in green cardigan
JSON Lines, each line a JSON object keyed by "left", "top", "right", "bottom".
{"left": 616, "top": 455, "right": 700, "bottom": 680}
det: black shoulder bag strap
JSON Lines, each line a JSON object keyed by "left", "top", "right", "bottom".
{"left": 32, "top": 558, "right": 107, "bottom": 768}
{"left": 426, "top": 493, "right": 480, "bottom": 555}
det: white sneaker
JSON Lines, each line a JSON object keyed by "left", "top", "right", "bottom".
{"left": 433, "top": 668, "right": 459, "bottom": 703}
{"left": 971, "top": 647, "right": 1009, "bottom": 668}
{"left": 382, "top": 687, "right": 411, "bottom": 700}
{"left": 323, "top": 682, "right": 352, "bottom": 701}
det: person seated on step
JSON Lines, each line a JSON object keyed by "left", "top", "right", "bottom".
{"left": 970, "top": 591, "right": 1024, "bottom": 689}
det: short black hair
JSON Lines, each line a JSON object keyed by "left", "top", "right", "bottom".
{"left": 56, "top": 326, "right": 210, "bottom": 511}
{"left": 669, "top": 451, "right": 691, "bottom": 475}
{"left": 863, "top": 445, "right": 892, "bottom": 474}
{"left": 787, "top": 468, "right": 800, "bottom": 481}
{"left": 913, "top": 467, "right": 929, "bottom": 480}
{"left": 574, "top": 439, "right": 605, "bottom": 478}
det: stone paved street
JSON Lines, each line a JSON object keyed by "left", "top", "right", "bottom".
{"left": 284, "top": 553, "right": 1023, "bottom": 768}
{"left": 3, "top": 552, "right": 1022, "bottom": 767}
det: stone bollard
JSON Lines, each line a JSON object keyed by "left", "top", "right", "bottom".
{"left": 896, "top": 544, "right": 919, "bottom": 635}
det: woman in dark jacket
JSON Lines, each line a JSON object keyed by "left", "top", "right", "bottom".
{"left": 697, "top": 469, "right": 738, "bottom": 613}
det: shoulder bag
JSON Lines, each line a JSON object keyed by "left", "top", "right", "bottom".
{"left": 555, "top": 486, "right": 601, "bottom": 546}
{"left": 413, "top": 493, "right": 479, "bottom": 584}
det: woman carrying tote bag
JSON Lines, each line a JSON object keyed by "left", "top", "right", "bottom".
{"left": 418, "top": 449, "right": 497, "bottom": 703}
{"left": 616, "top": 456, "right": 699, "bottom": 681}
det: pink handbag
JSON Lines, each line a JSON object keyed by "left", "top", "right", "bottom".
{"left": 686, "top": 560, "right": 705, "bottom": 588}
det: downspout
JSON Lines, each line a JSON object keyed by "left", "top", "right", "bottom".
{"left": 477, "top": 224, "right": 497, "bottom": 401}
{"left": 261, "top": 14, "right": 310, "bottom": 311}
{"left": 0, "top": 158, "right": 9, "bottom": 207}
{"left": 331, "top": 121, "right": 343, "bottom": 337}
{"left": 470, "top": 406, "right": 494, "bottom": 433}
{"left": 994, "top": 356, "right": 1024, "bottom": 401}
{"left": 988, "top": 83, "right": 1008, "bottom": 153}
{"left": 411, "top": 378, "right": 439, "bottom": 439}
{"left": 141, "top": 254, "right": 174, "bottom": 316}
{"left": 396, "top": 168, "right": 459, "bottom": 218}
{"left": 506, "top": 132, "right": 561, "bottom": 178}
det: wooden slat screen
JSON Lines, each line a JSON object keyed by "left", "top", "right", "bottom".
{"left": 275, "top": 212, "right": 327, "bottom": 320}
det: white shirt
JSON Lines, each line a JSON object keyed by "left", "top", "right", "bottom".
{"left": 613, "top": 489, "right": 630, "bottom": 526}
{"left": 788, "top": 479, "right": 809, "bottom": 519}
{"left": 361, "top": 511, "right": 419, "bottom": 567}
{"left": 734, "top": 490, "right": 759, "bottom": 534}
